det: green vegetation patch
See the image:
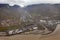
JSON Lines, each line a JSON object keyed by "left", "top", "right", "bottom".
{"left": 0, "top": 25, "right": 20, "bottom": 32}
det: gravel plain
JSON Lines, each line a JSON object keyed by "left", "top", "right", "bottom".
{"left": 0, "top": 24, "right": 60, "bottom": 40}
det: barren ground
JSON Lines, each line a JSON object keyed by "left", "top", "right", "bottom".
{"left": 0, "top": 24, "right": 60, "bottom": 40}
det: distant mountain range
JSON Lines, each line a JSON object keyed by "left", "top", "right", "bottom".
{"left": 0, "top": 4, "right": 60, "bottom": 20}
{"left": 25, "top": 4, "right": 60, "bottom": 20}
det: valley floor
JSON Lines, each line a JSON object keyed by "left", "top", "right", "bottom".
{"left": 0, "top": 24, "right": 60, "bottom": 40}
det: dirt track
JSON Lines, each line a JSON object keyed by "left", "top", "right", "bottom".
{"left": 0, "top": 24, "right": 60, "bottom": 40}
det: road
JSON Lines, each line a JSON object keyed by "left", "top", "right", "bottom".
{"left": 0, "top": 24, "right": 60, "bottom": 40}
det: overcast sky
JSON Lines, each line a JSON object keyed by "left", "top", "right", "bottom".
{"left": 0, "top": 0, "right": 60, "bottom": 7}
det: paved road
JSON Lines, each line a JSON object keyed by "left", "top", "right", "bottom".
{"left": 0, "top": 24, "right": 60, "bottom": 40}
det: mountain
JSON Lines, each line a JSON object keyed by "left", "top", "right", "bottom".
{"left": 0, "top": 4, "right": 60, "bottom": 21}
{"left": 24, "top": 4, "right": 60, "bottom": 20}
{"left": 0, "top": 4, "right": 26, "bottom": 21}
